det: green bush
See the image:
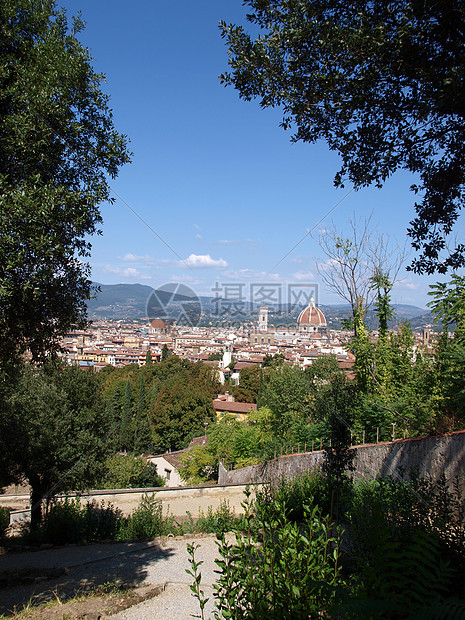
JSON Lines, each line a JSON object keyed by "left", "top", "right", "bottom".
{"left": 118, "top": 494, "right": 169, "bottom": 540}
{"left": 102, "top": 454, "right": 165, "bottom": 489}
{"left": 255, "top": 470, "right": 335, "bottom": 523}
{"left": 343, "top": 474, "right": 465, "bottom": 611}
{"left": 41, "top": 498, "right": 122, "bottom": 545}
{"left": 42, "top": 498, "right": 83, "bottom": 545}
{"left": 0, "top": 506, "right": 10, "bottom": 539}
{"left": 188, "top": 488, "right": 343, "bottom": 619}
{"left": 195, "top": 500, "right": 238, "bottom": 535}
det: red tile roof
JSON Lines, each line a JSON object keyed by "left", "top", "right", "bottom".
{"left": 213, "top": 401, "right": 257, "bottom": 413}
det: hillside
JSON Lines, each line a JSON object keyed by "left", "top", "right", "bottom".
{"left": 86, "top": 283, "right": 433, "bottom": 330}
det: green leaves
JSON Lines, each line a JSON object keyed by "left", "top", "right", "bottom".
{"left": 186, "top": 542, "right": 210, "bottom": 620}
{"left": 0, "top": 0, "right": 130, "bottom": 367}
{"left": 221, "top": 0, "right": 465, "bottom": 273}
{"left": 210, "top": 492, "right": 343, "bottom": 619}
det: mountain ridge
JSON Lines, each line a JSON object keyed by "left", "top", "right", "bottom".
{"left": 86, "top": 282, "right": 432, "bottom": 329}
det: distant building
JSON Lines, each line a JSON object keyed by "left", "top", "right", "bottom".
{"left": 149, "top": 318, "right": 167, "bottom": 335}
{"left": 258, "top": 306, "right": 268, "bottom": 332}
{"left": 297, "top": 298, "right": 327, "bottom": 334}
{"left": 145, "top": 436, "right": 209, "bottom": 487}
{"left": 249, "top": 299, "right": 327, "bottom": 345}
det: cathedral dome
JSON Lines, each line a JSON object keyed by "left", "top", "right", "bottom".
{"left": 297, "top": 299, "right": 326, "bottom": 331}
{"left": 150, "top": 319, "right": 166, "bottom": 334}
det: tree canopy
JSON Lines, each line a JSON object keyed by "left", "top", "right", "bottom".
{"left": 220, "top": 0, "right": 465, "bottom": 273}
{"left": 0, "top": 0, "right": 130, "bottom": 367}
{"left": 1, "top": 363, "right": 112, "bottom": 525}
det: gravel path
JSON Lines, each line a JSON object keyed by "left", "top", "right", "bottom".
{"left": 0, "top": 535, "right": 223, "bottom": 618}
{"left": 115, "top": 583, "right": 217, "bottom": 619}
{"left": 113, "top": 535, "right": 221, "bottom": 619}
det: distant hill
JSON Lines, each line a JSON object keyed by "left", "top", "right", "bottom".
{"left": 87, "top": 283, "right": 154, "bottom": 319}
{"left": 86, "top": 283, "right": 433, "bottom": 330}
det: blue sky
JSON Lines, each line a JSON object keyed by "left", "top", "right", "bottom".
{"left": 61, "top": 0, "right": 463, "bottom": 309}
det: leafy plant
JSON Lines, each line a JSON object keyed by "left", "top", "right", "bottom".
{"left": 189, "top": 488, "right": 343, "bottom": 619}
{"left": 187, "top": 542, "right": 210, "bottom": 620}
{"left": 118, "top": 494, "right": 169, "bottom": 540}
{"left": 255, "top": 470, "right": 333, "bottom": 523}
{"left": 195, "top": 500, "right": 238, "bottom": 536}
{"left": 40, "top": 498, "right": 121, "bottom": 545}
{"left": 0, "top": 507, "right": 10, "bottom": 539}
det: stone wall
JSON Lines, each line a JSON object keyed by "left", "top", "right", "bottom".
{"left": 1, "top": 483, "right": 260, "bottom": 524}
{"left": 219, "top": 430, "right": 465, "bottom": 491}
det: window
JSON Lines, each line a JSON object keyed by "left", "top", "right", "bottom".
{"left": 164, "top": 468, "right": 171, "bottom": 481}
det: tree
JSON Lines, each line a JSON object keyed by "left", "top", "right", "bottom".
{"left": 317, "top": 216, "right": 405, "bottom": 333}
{"left": 220, "top": 1, "right": 465, "bottom": 273}
{"left": 428, "top": 276, "right": 465, "bottom": 427}
{"left": 2, "top": 363, "right": 111, "bottom": 526}
{"left": 120, "top": 380, "right": 133, "bottom": 451}
{"left": 134, "top": 373, "right": 152, "bottom": 454}
{"left": 259, "top": 365, "right": 311, "bottom": 438}
{"left": 306, "top": 354, "right": 342, "bottom": 384}
{"left": 428, "top": 274, "right": 465, "bottom": 343}
{"left": 150, "top": 374, "right": 215, "bottom": 452}
{"left": 161, "top": 344, "right": 172, "bottom": 361}
{"left": 321, "top": 380, "right": 356, "bottom": 519}
{"left": 262, "top": 353, "right": 285, "bottom": 368}
{"left": 101, "top": 454, "right": 164, "bottom": 489}
{"left": 0, "top": 0, "right": 130, "bottom": 368}
{"left": 233, "top": 365, "right": 261, "bottom": 403}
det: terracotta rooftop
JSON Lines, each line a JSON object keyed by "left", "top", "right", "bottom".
{"left": 213, "top": 400, "right": 257, "bottom": 414}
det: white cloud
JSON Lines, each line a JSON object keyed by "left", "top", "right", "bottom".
{"left": 103, "top": 264, "right": 121, "bottom": 274}
{"left": 120, "top": 252, "right": 144, "bottom": 262}
{"left": 195, "top": 233, "right": 202, "bottom": 240}
{"left": 292, "top": 270, "right": 316, "bottom": 281}
{"left": 123, "top": 267, "right": 140, "bottom": 278}
{"left": 169, "top": 274, "right": 204, "bottom": 285}
{"left": 222, "top": 269, "right": 281, "bottom": 281}
{"left": 181, "top": 254, "right": 228, "bottom": 268}
{"left": 217, "top": 239, "right": 235, "bottom": 244}
{"left": 119, "top": 253, "right": 157, "bottom": 265}
{"left": 102, "top": 264, "right": 152, "bottom": 280}
{"left": 393, "top": 279, "right": 419, "bottom": 291}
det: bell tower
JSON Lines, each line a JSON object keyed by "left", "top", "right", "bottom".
{"left": 258, "top": 306, "right": 268, "bottom": 332}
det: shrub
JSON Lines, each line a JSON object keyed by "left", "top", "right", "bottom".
{"left": 42, "top": 498, "right": 83, "bottom": 545}
{"left": 42, "top": 498, "right": 122, "bottom": 545}
{"left": 344, "top": 474, "right": 465, "bottom": 606}
{"left": 188, "top": 488, "right": 343, "bottom": 619}
{"left": 255, "top": 470, "right": 335, "bottom": 522}
{"left": 102, "top": 454, "right": 165, "bottom": 489}
{"left": 195, "top": 500, "right": 238, "bottom": 535}
{"left": 118, "top": 494, "right": 168, "bottom": 540}
{"left": 0, "top": 507, "right": 10, "bottom": 539}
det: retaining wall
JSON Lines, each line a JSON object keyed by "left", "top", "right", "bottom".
{"left": 1, "top": 483, "right": 259, "bottom": 525}
{"left": 219, "top": 430, "right": 465, "bottom": 491}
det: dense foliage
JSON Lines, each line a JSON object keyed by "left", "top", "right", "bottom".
{"left": 99, "top": 355, "right": 219, "bottom": 455}
{"left": 0, "top": 0, "right": 130, "bottom": 368}
{"left": 220, "top": 0, "right": 465, "bottom": 273}
{"left": 188, "top": 473, "right": 465, "bottom": 618}
{"left": 0, "top": 362, "right": 112, "bottom": 525}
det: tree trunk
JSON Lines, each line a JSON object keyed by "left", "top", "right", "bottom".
{"left": 29, "top": 475, "right": 44, "bottom": 528}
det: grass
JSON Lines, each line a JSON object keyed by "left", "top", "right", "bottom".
{"left": 0, "top": 581, "right": 159, "bottom": 619}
